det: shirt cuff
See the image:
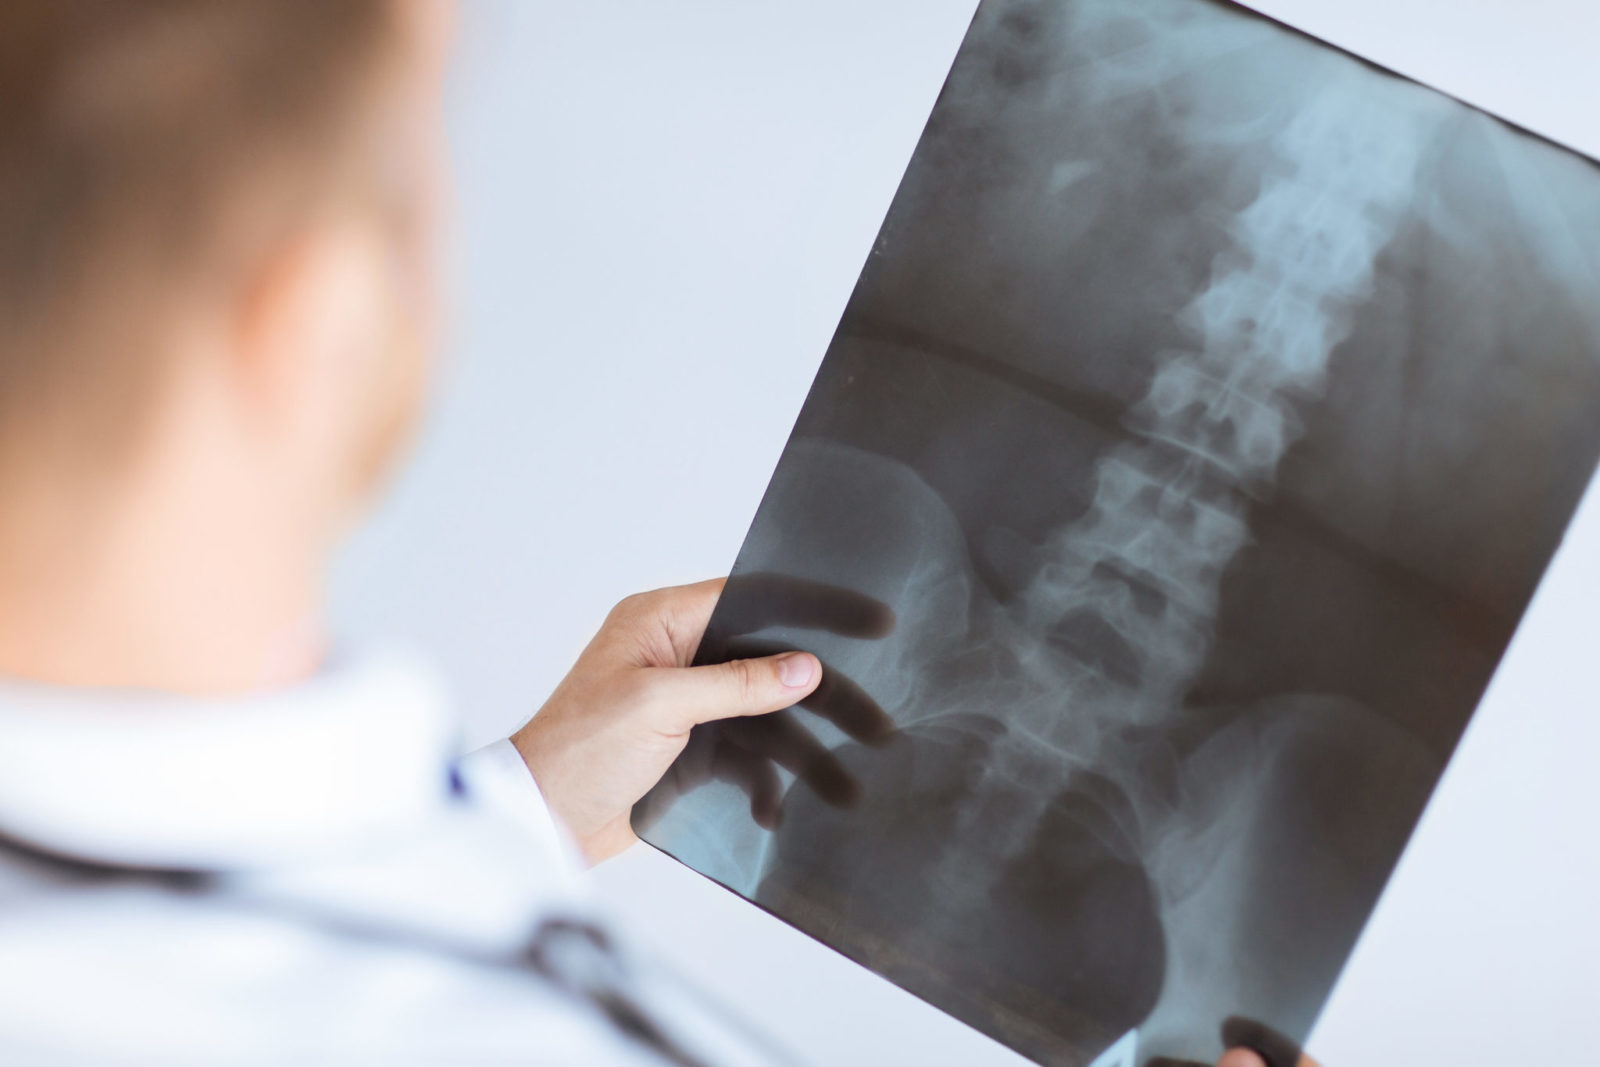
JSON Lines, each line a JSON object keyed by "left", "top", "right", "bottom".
{"left": 456, "top": 738, "right": 588, "bottom": 882}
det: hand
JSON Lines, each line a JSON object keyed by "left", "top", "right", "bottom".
{"left": 1220, "top": 1016, "right": 1319, "bottom": 1067}
{"left": 633, "top": 571, "right": 898, "bottom": 840}
{"left": 1151, "top": 1048, "right": 1320, "bottom": 1067}
{"left": 1218, "top": 1051, "right": 1319, "bottom": 1067}
{"left": 511, "top": 577, "right": 894, "bottom": 863}
{"left": 1150, "top": 1017, "right": 1320, "bottom": 1067}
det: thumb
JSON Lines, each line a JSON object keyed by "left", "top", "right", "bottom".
{"left": 654, "top": 652, "right": 822, "bottom": 729}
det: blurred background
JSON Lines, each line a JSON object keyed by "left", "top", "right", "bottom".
{"left": 329, "top": 1, "right": 1600, "bottom": 1063}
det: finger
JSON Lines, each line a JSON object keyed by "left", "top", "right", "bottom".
{"left": 630, "top": 727, "right": 719, "bottom": 832}
{"left": 709, "top": 743, "right": 785, "bottom": 829}
{"left": 716, "top": 573, "right": 896, "bottom": 639}
{"left": 648, "top": 651, "right": 823, "bottom": 730}
{"left": 632, "top": 727, "right": 790, "bottom": 832}
{"left": 1220, "top": 1018, "right": 1309, "bottom": 1067}
{"left": 719, "top": 709, "right": 860, "bottom": 807}
{"left": 804, "top": 656, "right": 896, "bottom": 743}
{"left": 1216, "top": 1053, "right": 1316, "bottom": 1067}
{"left": 725, "top": 637, "right": 896, "bottom": 743}
{"left": 1215, "top": 1052, "right": 1267, "bottom": 1067}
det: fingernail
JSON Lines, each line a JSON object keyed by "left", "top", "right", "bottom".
{"left": 776, "top": 653, "right": 817, "bottom": 689}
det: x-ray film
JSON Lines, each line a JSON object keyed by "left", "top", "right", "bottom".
{"left": 636, "top": 2, "right": 1600, "bottom": 1064}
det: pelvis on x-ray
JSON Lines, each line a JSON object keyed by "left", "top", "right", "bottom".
{"left": 637, "top": 1, "right": 1600, "bottom": 1064}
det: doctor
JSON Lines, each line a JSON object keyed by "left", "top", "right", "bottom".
{"left": 0, "top": 1, "right": 1313, "bottom": 1064}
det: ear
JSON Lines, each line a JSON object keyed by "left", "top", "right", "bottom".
{"left": 228, "top": 220, "right": 390, "bottom": 437}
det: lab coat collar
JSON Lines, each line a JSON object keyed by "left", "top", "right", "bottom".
{"left": 0, "top": 652, "right": 460, "bottom": 873}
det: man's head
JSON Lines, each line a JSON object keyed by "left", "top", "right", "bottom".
{"left": 0, "top": 0, "right": 450, "bottom": 511}
{"left": 0, "top": 1, "right": 454, "bottom": 691}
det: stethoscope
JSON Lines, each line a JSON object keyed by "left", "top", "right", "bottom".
{"left": 0, "top": 826, "right": 796, "bottom": 1067}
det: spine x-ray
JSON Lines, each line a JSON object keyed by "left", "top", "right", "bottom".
{"left": 637, "top": 1, "right": 1600, "bottom": 1064}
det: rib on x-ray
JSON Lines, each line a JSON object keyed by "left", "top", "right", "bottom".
{"left": 637, "top": 1, "right": 1600, "bottom": 1064}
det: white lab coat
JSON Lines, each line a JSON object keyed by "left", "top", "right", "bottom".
{"left": 0, "top": 652, "right": 786, "bottom": 1066}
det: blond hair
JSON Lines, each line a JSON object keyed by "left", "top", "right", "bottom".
{"left": 0, "top": 0, "right": 403, "bottom": 449}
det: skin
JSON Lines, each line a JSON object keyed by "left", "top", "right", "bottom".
{"left": 513, "top": 579, "right": 822, "bottom": 862}
{"left": 1221, "top": 1052, "right": 1319, "bottom": 1067}
{"left": 0, "top": 3, "right": 1322, "bottom": 1064}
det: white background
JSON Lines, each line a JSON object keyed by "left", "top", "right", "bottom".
{"left": 330, "top": 2, "right": 1600, "bottom": 1063}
